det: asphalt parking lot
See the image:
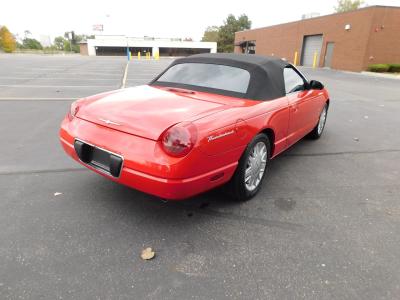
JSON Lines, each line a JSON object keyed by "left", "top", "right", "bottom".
{"left": 0, "top": 54, "right": 399, "bottom": 300}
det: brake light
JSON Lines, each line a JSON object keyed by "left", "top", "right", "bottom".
{"left": 161, "top": 122, "right": 197, "bottom": 157}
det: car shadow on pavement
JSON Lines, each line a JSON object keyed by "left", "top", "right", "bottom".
{"left": 73, "top": 138, "right": 315, "bottom": 232}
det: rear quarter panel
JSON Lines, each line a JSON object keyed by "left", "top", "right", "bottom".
{"left": 195, "top": 96, "right": 289, "bottom": 159}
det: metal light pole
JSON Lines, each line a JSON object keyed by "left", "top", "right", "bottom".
{"left": 68, "top": 32, "right": 73, "bottom": 53}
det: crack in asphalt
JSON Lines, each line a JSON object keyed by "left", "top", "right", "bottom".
{"left": 170, "top": 202, "right": 302, "bottom": 232}
{"left": 0, "top": 165, "right": 303, "bottom": 232}
{"left": 2, "top": 148, "right": 399, "bottom": 176}
{"left": 191, "top": 207, "right": 301, "bottom": 231}
{"left": 0, "top": 167, "right": 87, "bottom": 176}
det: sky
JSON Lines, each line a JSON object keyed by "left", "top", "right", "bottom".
{"left": 1, "top": 0, "right": 399, "bottom": 43}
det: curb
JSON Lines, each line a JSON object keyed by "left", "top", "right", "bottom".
{"left": 360, "top": 71, "right": 400, "bottom": 80}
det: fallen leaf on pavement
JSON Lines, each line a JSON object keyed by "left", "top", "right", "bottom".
{"left": 141, "top": 247, "right": 155, "bottom": 260}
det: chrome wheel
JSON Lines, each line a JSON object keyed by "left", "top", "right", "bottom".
{"left": 245, "top": 141, "right": 267, "bottom": 192}
{"left": 317, "top": 106, "right": 327, "bottom": 135}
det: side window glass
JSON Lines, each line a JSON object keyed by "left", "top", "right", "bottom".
{"left": 284, "top": 67, "right": 305, "bottom": 94}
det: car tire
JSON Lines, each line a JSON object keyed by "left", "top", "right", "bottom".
{"left": 228, "top": 133, "right": 270, "bottom": 201}
{"left": 308, "top": 103, "right": 328, "bottom": 139}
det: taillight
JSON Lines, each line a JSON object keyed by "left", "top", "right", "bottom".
{"left": 161, "top": 122, "right": 197, "bottom": 157}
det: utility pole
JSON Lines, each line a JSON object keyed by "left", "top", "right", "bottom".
{"left": 68, "top": 32, "right": 73, "bottom": 53}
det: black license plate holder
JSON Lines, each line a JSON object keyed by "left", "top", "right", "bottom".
{"left": 74, "top": 139, "right": 123, "bottom": 177}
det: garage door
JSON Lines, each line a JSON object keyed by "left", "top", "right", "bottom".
{"left": 301, "top": 35, "right": 323, "bottom": 67}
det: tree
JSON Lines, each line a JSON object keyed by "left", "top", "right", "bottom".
{"left": 61, "top": 31, "right": 89, "bottom": 52}
{"left": 24, "top": 30, "right": 31, "bottom": 39}
{"left": 22, "top": 38, "right": 43, "bottom": 50}
{"left": 64, "top": 40, "right": 78, "bottom": 52}
{"left": 334, "top": 0, "right": 364, "bottom": 13}
{"left": 0, "top": 26, "right": 17, "bottom": 53}
{"left": 201, "top": 26, "right": 219, "bottom": 42}
{"left": 217, "top": 14, "right": 251, "bottom": 53}
{"left": 73, "top": 34, "right": 94, "bottom": 43}
{"left": 54, "top": 36, "right": 66, "bottom": 50}
{"left": 54, "top": 34, "right": 86, "bottom": 53}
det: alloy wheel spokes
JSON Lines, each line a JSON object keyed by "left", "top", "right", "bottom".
{"left": 318, "top": 107, "right": 327, "bottom": 134}
{"left": 245, "top": 141, "right": 268, "bottom": 192}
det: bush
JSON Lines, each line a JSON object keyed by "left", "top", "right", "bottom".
{"left": 368, "top": 64, "right": 390, "bottom": 72}
{"left": 389, "top": 64, "right": 400, "bottom": 73}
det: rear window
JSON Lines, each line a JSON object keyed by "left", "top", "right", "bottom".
{"left": 155, "top": 63, "right": 250, "bottom": 94}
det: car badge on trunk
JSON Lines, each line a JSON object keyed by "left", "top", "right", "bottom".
{"left": 99, "top": 118, "right": 121, "bottom": 126}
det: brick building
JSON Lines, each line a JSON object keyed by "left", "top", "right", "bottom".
{"left": 234, "top": 6, "right": 400, "bottom": 71}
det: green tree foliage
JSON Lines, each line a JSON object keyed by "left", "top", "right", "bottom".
{"left": 54, "top": 35, "right": 79, "bottom": 52}
{"left": 22, "top": 38, "right": 43, "bottom": 50}
{"left": 58, "top": 32, "right": 92, "bottom": 53}
{"left": 334, "top": 0, "right": 364, "bottom": 12}
{"left": 54, "top": 36, "right": 66, "bottom": 50}
{"left": 202, "top": 14, "right": 251, "bottom": 53}
{"left": 0, "top": 26, "right": 17, "bottom": 53}
{"left": 63, "top": 31, "right": 93, "bottom": 44}
{"left": 63, "top": 40, "right": 80, "bottom": 53}
{"left": 201, "top": 26, "right": 219, "bottom": 42}
{"left": 218, "top": 14, "right": 251, "bottom": 52}
{"left": 73, "top": 34, "right": 94, "bottom": 46}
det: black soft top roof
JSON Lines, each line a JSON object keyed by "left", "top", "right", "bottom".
{"left": 151, "top": 53, "right": 289, "bottom": 100}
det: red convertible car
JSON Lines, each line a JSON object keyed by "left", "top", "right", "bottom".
{"left": 60, "top": 53, "right": 329, "bottom": 201}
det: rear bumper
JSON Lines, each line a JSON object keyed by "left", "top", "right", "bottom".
{"left": 60, "top": 129, "right": 237, "bottom": 200}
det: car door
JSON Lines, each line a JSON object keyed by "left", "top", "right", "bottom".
{"left": 284, "top": 66, "right": 321, "bottom": 145}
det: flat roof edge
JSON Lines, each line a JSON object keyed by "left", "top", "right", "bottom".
{"left": 236, "top": 5, "right": 400, "bottom": 34}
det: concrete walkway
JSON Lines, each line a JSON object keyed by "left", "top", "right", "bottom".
{"left": 361, "top": 71, "right": 400, "bottom": 80}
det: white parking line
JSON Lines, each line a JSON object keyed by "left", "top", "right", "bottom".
{"left": 120, "top": 62, "right": 129, "bottom": 88}
{"left": 0, "top": 84, "right": 116, "bottom": 88}
{"left": 13, "top": 67, "right": 67, "bottom": 71}
{"left": 0, "top": 77, "right": 121, "bottom": 81}
{"left": 0, "top": 97, "right": 78, "bottom": 101}
{"left": 5, "top": 72, "right": 122, "bottom": 77}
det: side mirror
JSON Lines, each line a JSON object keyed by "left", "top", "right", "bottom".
{"left": 309, "top": 80, "right": 324, "bottom": 90}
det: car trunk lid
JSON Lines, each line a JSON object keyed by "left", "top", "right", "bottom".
{"left": 76, "top": 85, "right": 229, "bottom": 140}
